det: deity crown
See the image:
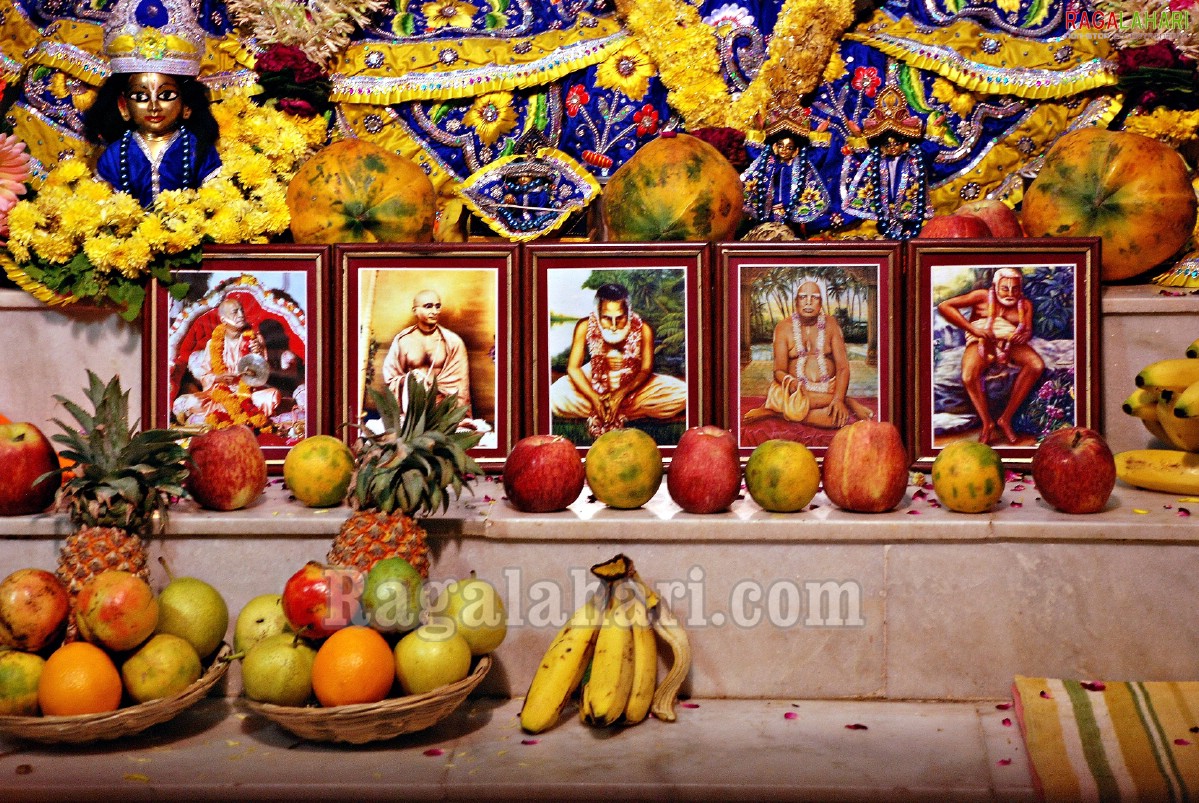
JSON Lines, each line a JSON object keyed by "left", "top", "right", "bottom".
{"left": 859, "top": 84, "right": 923, "bottom": 142}
{"left": 761, "top": 91, "right": 831, "bottom": 146}
{"left": 103, "top": 0, "right": 205, "bottom": 76}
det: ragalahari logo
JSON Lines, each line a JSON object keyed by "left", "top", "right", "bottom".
{"left": 1066, "top": 6, "right": 1195, "bottom": 33}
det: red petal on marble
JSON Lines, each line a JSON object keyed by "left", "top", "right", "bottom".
{"left": 483, "top": 495, "right": 495, "bottom": 503}
{"left": 1178, "top": 508, "right": 1191, "bottom": 517}
{"left": 423, "top": 748, "right": 445, "bottom": 756}
{"left": 1010, "top": 501, "right": 1023, "bottom": 509}
{"left": 845, "top": 723, "right": 869, "bottom": 730}
{"left": 998, "top": 759, "right": 1013, "bottom": 766}
{"left": 1040, "top": 690, "right": 1052, "bottom": 699}
{"left": 996, "top": 702, "right": 1013, "bottom": 710}
{"left": 1176, "top": 739, "right": 1192, "bottom": 746}
{"left": 521, "top": 739, "right": 540, "bottom": 745}
{"left": 1081, "top": 681, "right": 1106, "bottom": 692}
{"left": 906, "top": 509, "right": 921, "bottom": 515}
{"left": 1013, "top": 484, "right": 1026, "bottom": 492}
{"left": 912, "top": 489, "right": 927, "bottom": 500}
{"left": 784, "top": 711, "right": 799, "bottom": 720}
{"left": 681, "top": 702, "right": 700, "bottom": 709}
{"left": 1002, "top": 718, "right": 1012, "bottom": 727}
{"left": 1005, "top": 470, "right": 1022, "bottom": 482}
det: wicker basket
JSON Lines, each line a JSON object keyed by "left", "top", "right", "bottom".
{"left": 242, "top": 654, "right": 492, "bottom": 744}
{"left": 0, "top": 643, "right": 232, "bottom": 744}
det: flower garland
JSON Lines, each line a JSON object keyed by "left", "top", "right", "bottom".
{"left": 613, "top": 0, "right": 854, "bottom": 132}
{"left": 225, "top": 0, "right": 388, "bottom": 67}
{"left": 4, "top": 96, "right": 328, "bottom": 320}
{"left": 203, "top": 322, "right": 272, "bottom": 430}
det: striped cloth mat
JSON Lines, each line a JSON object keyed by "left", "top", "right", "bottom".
{"left": 1014, "top": 675, "right": 1199, "bottom": 802}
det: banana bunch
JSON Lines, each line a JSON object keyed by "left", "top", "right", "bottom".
{"left": 1116, "top": 338, "right": 1199, "bottom": 494}
{"left": 519, "top": 553, "right": 692, "bottom": 734}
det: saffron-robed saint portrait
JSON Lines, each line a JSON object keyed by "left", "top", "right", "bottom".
{"left": 527, "top": 243, "right": 706, "bottom": 457}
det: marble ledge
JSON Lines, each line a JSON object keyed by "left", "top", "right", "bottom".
{"left": 1099, "top": 283, "right": 1199, "bottom": 314}
{"left": 2, "top": 476, "right": 1197, "bottom": 545}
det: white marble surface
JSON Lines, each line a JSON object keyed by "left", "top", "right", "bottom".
{"left": 0, "top": 697, "right": 1034, "bottom": 801}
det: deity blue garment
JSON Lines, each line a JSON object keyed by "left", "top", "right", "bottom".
{"left": 841, "top": 142, "right": 930, "bottom": 239}
{"left": 740, "top": 144, "right": 830, "bottom": 226}
{"left": 95, "top": 128, "right": 221, "bottom": 208}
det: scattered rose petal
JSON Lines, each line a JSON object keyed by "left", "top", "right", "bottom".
{"left": 681, "top": 702, "right": 700, "bottom": 709}
{"left": 845, "top": 723, "right": 869, "bottom": 730}
{"left": 997, "top": 758, "right": 1013, "bottom": 766}
{"left": 15, "top": 764, "right": 31, "bottom": 775}
{"left": 1165, "top": 505, "right": 1174, "bottom": 510}
{"left": 1005, "top": 470, "right": 1022, "bottom": 482}
{"left": 784, "top": 712, "right": 799, "bottom": 720}
{"left": 927, "top": 500, "right": 941, "bottom": 508}
{"left": 1134, "top": 509, "right": 1149, "bottom": 515}
{"left": 923, "top": 482, "right": 934, "bottom": 490}
{"left": 1081, "top": 681, "right": 1106, "bottom": 692}
{"left": 1177, "top": 739, "right": 1193, "bottom": 746}
{"left": 521, "top": 739, "right": 539, "bottom": 746}
{"left": 424, "top": 748, "right": 446, "bottom": 756}
{"left": 906, "top": 509, "right": 921, "bottom": 515}
{"left": 1010, "top": 501, "right": 1023, "bottom": 509}
{"left": 483, "top": 495, "right": 495, "bottom": 504}
{"left": 912, "top": 489, "right": 927, "bottom": 500}
{"left": 1179, "top": 508, "right": 1191, "bottom": 517}
{"left": 1040, "top": 690, "right": 1053, "bottom": 699}
{"left": 1013, "top": 484, "right": 1026, "bottom": 492}
{"left": 996, "top": 702, "right": 1013, "bottom": 710}
{"left": 1002, "top": 718, "right": 1012, "bottom": 727}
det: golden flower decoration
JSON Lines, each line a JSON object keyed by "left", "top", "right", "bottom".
{"left": 595, "top": 42, "right": 656, "bottom": 101}
{"left": 1125, "top": 108, "right": 1199, "bottom": 149}
{"left": 996, "top": 0, "right": 1020, "bottom": 13}
{"left": 463, "top": 92, "right": 518, "bottom": 145}
{"left": 421, "top": 0, "right": 478, "bottom": 30}
{"left": 823, "top": 49, "right": 847, "bottom": 84}
{"left": 932, "top": 78, "right": 976, "bottom": 120}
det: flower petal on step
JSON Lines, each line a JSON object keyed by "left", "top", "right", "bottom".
{"left": 1081, "top": 681, "right": 1106, "bottom": 692}
{"left": 1010, "top": 501, "right": 1023, "bottom": 509}
{"left": 1040, "top": 690, "right": 1052, "bottom": 699}
{"left": 996, "top": 702, "right": 1013, "bottom": 710}
{"left": 1002, "top": 718, "right": 1012, "bottom": 727}
{"left": 1013, "top": 484, "right": 1025, "bottom": 492}
{"left": 521, "top": 739, "right": 539, "bottom": 745}
{"left": 1134, "top": 509, "right": 1149, "bottom": 515}
{"left": 784, "top": 711, "right": 798, "bottom": 720}
{"left": 681, "top": 702, "right": 700, "bottom": 709}
{"left": 1178, "top": 508, "right": 1191, "bottom": 517}
{"left": 424, "top": 748, "right": 446, "bottom": 756}
{"left": 845, "top": 723, "right": 868, "bottom": 730}
{"left": 997, "top": 758, "right": 1012, "bottom": 766}
{"left": 1176, "top": 739, "right": 1192, "bottom": 746}
{"left": 906, "top": 509, "right": 921, "bottom": 515}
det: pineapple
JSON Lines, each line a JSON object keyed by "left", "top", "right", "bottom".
{"left": 49, "top": 372, "right": 189, "bottom": 597}
{"left": 328, "top": 375, "right": 482, "bottom": 578}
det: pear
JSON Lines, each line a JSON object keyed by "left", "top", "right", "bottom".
{"left": 155, "top": 568, "right": 229, "bottom": 659}
{"left": 241, "top": 633, "right": 316, "bottom": 706}
{"left": 233, "top": 594, "right": 292, "bottom": 654}
{"left": 122, "top": 633, "right": 202, "bottom": 704}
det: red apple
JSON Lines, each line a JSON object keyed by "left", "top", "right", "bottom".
{"left": 281, "top": 561, "right": 361, "bottom": 639}
{"left": 956, "top": 199, "right": 1025, "bottom": 239}
{"left": 503, "top": 435, "right": 585, "bottom": 512}
{"left": 75, "top": 570, "right": 159, "bottom": 652}
{"left": 822, "top": 420, "right": 910, "bottom": 513}
{"left": 0, "top": 422, "right": 60, "bottom": 516}
{"left": 185, "top": 425, "right": 267, "bottom": 511}
{"left": 0, "top": 568, "right": 70, "bottom": 652}
{"left": 918, "top": 212, "right": 992, "bottom": 238}
{"left": 667, "top": 426, "right": 742, "bottom": 514}
{"left": 1031, "top": 426, "right": 1116, "bottom": 514}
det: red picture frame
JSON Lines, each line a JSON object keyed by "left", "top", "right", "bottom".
{"left": 524, "top": 242, "right": 708, "bottom": 459}
{"left": 335, "top": 243, "right": 518, "bottom": 470}
{"left": 716, "top": 242, "right": 904, "bottom": 462}
{"left": 144, "top": 244, "right": 332, "bottom": 473}
{"left": 906, "top": 237, "right": 1101, "bottom": 468}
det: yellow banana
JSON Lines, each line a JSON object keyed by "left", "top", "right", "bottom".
{"left": 1123, "top": 387, "right": 1171, "bottom": 444}
{"left": 1156, "top": 393, "right": 1199, "bottom": 451}
{"left": 1172, "top": 380, "right": 1199, "bottom": 419}
{"left": 1115, "top": 449, "right": 1199, "bottom": 495}
{"left": 580, "top": 589, "right": 635, "bottom": 727}
{"left": 519, "top": 596, "right": 601, "bottom": 734}
{"left": 626, "top": 568, "right": 691, "bottom": 723}
{"left": 622, "top": 594, "right": 657, "bottom": 725}
{"left": 1187, "top": 338, "right": 1199, "bottom": 359}
{"left": 1136, "top": 358, "right": 1199, "bottom": 391}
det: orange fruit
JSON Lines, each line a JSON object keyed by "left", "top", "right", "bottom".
{"left": 283, "top": 435, "right": 354, "bottom": 507}
{"left": 584, "top": 428, "right": 664, "bottom": 509}
{"left": 311, "top": 626, "right": 394, "bottom": 707}
{"left": 38, "top": 642, "right": 123, "bottom": 716}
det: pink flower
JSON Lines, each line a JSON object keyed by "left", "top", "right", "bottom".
{"left": 634, "top": 104, "right": 659, "bottom": 136}
{"left": 565, "top": 85, "right": 590, "bottom": 117}
{"left": 0, "top": 133, "right": 30, "bottom": 239}
{"left": 278, "top": 98, "right": 318, "bottom": 118}
{"left": 852, "top": 66, "right": 881, "bottom": 98}
{"left": 257, "top": 44, "right": 326, "bottom": 83}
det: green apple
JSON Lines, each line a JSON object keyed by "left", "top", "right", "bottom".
{"left": 241, "top": 633, "right": 317, "bottom": 706}
{"left": 233, "top": 594, "right": 291, "bottom": 654}
{"left": 432, "top": 574, "right": 507, "bottom": 656}
{"left": 155, "top": 575, "right": 229, "bottom": 658}
{"left": 362, "top": 557, "right": 423, "bottom": 633}
{"left": 393, "top": 623, "right": 472, "bottom": 695}
{"left": 121, "top": 633, "right": 202, "bottom": 704}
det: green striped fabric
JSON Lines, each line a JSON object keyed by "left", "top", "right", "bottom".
{"left": 1014, "top": 676, "right": 1199, "bottom": 802}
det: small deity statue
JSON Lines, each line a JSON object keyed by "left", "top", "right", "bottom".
{"left": 83, "top": 0, "right": 221, "bottom": 208}
{"left": 841, "top": 82, "right": 930, "bottom": 240}
{"left": 740, "top": 100, "right": 831, "bottom": 234}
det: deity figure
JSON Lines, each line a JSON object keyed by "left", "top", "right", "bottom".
{"left": 740, "top": 102, "right": 831, "bottom": 233}
{"left": 82, "top": 0, "right": 221, "bottom": 209}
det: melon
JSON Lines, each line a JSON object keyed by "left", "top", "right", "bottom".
{"left": 286, "top": 139, "right": 436, "bottom": 244}
{"left": 602, "top": 133, "right": 743, "bottom": 242}
{"left": 1022, "top": 128, "right": 1197, "bottom": 282}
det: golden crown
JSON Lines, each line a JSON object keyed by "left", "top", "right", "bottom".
{"left": 760, "top": 91, "right": 831, "bottom": 146}
{"left": 103, "top": 0, "right": 205, "bottom": 76}
{"left": 858, "top": 84, "right": 923, "bottom": 142}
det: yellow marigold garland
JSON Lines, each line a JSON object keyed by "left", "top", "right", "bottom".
{"left": 1123, "top": 107, "right": 1199, "bottom": 149}
{"left": 4, "top": 97, "right": 326, "bottom": 318}
{"left": 614, "top": 0, "right": 854, "bottom": 132}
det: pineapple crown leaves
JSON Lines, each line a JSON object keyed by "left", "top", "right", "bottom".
{"left": 46, "top": 371, "right": 189, "bottom": 530}
{"left": 350, "top": 374, "right": 483, "bottom": 516}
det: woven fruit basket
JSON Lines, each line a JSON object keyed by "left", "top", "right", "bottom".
{"left": 0, "top": 643, "right": 233, "bottom": 744}
{"left": 242, "top": 654, "right": 491, "bottom": 744}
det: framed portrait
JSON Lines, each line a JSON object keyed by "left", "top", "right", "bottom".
{"left": 717, "top": 242, "right": 903, "bottom": 462}
{"left": 907, "top": 238, "right": 1101, "bottom": 469}
{"left": 337, "top": 244, "right": 517, "bottom": 470}
{"left": 144, "top": 244, "right": 331, "bottom": 472}
{"left": 526, "top": 242, "right": 707, "bottom": 458}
